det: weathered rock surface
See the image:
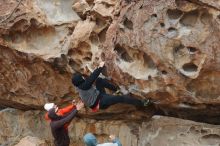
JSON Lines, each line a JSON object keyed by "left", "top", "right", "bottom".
{"left": 0, "top": 0, "right": 220, "bottom": 119}
{"left": 0, "top": 108, "right": 52, "bottom": 146}
{"left": 103, "top": 0, "right": 220, "bottom": 106}
{"left": 1, "top": 0, "right": 220, "bottom": 145}
{"left": 15, "top": 136, "right": 47, "bottom": 146}
{"left": 0, "top": 44, "right": 75, "bottom": 110}
{"left": 1, "top": 108, "right": 220, "bottom": 146}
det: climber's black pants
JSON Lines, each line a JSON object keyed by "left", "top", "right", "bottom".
{"left": 95, "top": 78, "right": 143, "bottom": 109}
{"left": 99, "top": 93, "right": 143, "bottom": 109}
{"left": 95, "top": 78, "right": 117, "bottom": 93}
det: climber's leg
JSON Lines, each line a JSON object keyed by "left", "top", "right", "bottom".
{"left": 99, "top": 93, "right": 148, "bottom": 109}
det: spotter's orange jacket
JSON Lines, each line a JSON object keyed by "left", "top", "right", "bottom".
{"left": 45, "top": 104, "right": 76, "bottom": 130}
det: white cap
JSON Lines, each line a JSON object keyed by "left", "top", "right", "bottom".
{"left": 44, "top": 103, "right": 55, "bottom": 111}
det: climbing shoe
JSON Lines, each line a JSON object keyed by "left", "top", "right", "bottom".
{"left": 113, "top": 90, "right": 123, "bottom": 96}
{"left": 142, "top": 99, "right": 151, "bottom": 107}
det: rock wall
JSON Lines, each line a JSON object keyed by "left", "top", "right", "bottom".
{"left": 1, "top": 0, "right": 220, "bottom": 121}
{"left": 15, "top": 136, "right": 47, "bottom": 146}
{"left": 1, "top": 0, "right": 220, "bottom": 145}
{"left": 1, "top": 109, "right": 220, "bottom": 146}
{"left": 102, "top": 0, "right": 220, "bottom": 122}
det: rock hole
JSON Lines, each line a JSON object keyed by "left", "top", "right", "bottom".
{"left": 28, "top": 75, "right": 39, "bottom": 85}
{"left": 123, "top": 17, "right": 133, "bottom": 30}
{"left": 87, "top": 52, "right": 92, "bottom": 58}
{"left": 15, "top": 8, "right": 20, "bottom": 13}
{"left": 140, "top": 5, "right": 143, "bottom": 9}
{"left": 114, "top": 44, "right": 133, "bottom": 62}
{"left": 201, "top": 129, "right": 208, "bottom": 134}
{"left": 125, "top": 0, "right": 132, "bottom": 3}
{"left": 105, "top": 3, "right": 111, "bottom": 8}
{"left": 68, "top": 26, "right": 75, "bottom": 36}
{"left": 98, "top": 27, "right": 108, "bottom": 43}
{"left": 121, "top": 52, "right": 133, "bottom": 62}
{"left": 202, "top": 134, "right": 220, "bottom": 139}
{"left": 160, "top": 23, "right": 165, "bottom": 27}
{"left": 179, "top": 133, "right": 186, "bottom": 137}
{"left": 187, "top": 47, "right": 197, "bottom": 53}
{"left": 173, "top": 43, "right": 184, "bottom": 53}
{"left": 61, "top": 54, "right": 66, "bottom": 59}
{"left": 182, "top": 63, "right": 198, "bottom": 72}
{"left": 161, "top": 70, "right": 168, "bottom": 75}
{"left": 23, "top": 24, "right": 30, "bottom": 30}
{"left": 83, "top": 52, "right": 92, "bottom": 61}
{"left": 95, "top": 57, "right": 99, "bottom": 61}
{"left": 53, "top": 56, "right": 67, "bottom": 67}
{"left": 168, "top": 27, "right": 176, "bottom": 32}
{"left": 167, "top": 9, "right": 183, "bottom": 19}
{"left": 175, "top": 0, "right": 182, "bottom": 7}
{"left": 200, "top": 11, "right": 213, "bottom": 25}
{"left": 168, "top": 27, "right": 177, "bottom": 38}
{"left": 96, "top": 17, "right": 106, "bottom": 27}
{"left": 148, "top": 75, "right": 152, "bottom": 80}
{"left": 83, "top": 57, "right": 91, "bottom": 61}
{"left": 189, "top": 126, "right": 200, "bottom": 134}
{"left": 77, "top": 50, "right": 83, "bottom": 56}
{"left": 11, "top": 19, "right": 29, "bottom": 31}
{"left": 53, "top": 56, "right": 68, "bottom": 73}
{"left": 200, "top": 134, "right": 220, "bottom": 145}
{"left": 101, "top": 52, "right": 105, "bottom": 60}
{"left": 9, "top": 20, "right": 14, "bottom": 23}
{"left": 0, "top": 106, "right": 6, "bottom": 110}
{"left": 67, "top": 49, "right": 74, "bottom": 56}
{"left": 69, "top": 59, "right": 81, "bottom": 70}
{"left": 217, "top": 14, "right": 220, "bottom": 19}
{"left": 30, "top": 18, "right": 38, "bottom": 25}
{"left": 85, "top": 0, "right": 94, "bottom": 6}
{"left": 152, "top": 28, "right": 158, "bottom": 32}
{"left": 89, "top": 33, "right": 99, "bottom": 45}
{"left": 143, "top": 53, "right": 156, "bottom": 69}
{"left": 151, "top": 14, "right": 157, "bottom": 18}
{"left": 180, "top": 10, "right": 199, "bottom": 27}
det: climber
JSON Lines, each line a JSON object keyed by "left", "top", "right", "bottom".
{"left": 44, "top": 99, "right": 83, "bottom": 133}
{"left": 83, "top": 133, "right": 122, "bottom": 146}
{"left": 48, "top": 101, "right": 84, "bottom": 146}
{"left": 44, "top": 100, "right": 76, "bottom": 122}
{"left": 72, "top": 61, "right": 151, "bottom": 112}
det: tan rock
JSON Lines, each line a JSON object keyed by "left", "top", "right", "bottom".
{"left": 0, "top": 46, "right": 75, "bottom": 109}
{"left": 34, "top": 0, "right": 80, "bottom": 25}
{"left": 1, "top": 0, "right": 220, "bottom": 145}
{"left": 92, "top": 3, "right": 114, "bottom": 18}
{"left": 102, "top": 0, "right": 220, "bottom": 114}
{"left": 0, "top": 108, "right": 52, "bottom": 146}
{"left": 0, "top": 0, "right": 81, "bottom": 59}
{"left": 0, "top": 0, "right": 220, "bottom": 129}
{"left": 72, "top": 0, "right": 91, "bottom": 19}
{"left": 1, "top": 109, "right": 220, "bottom": 146}
{"left": 194, "top": 0, "right": 220, "bottom": 10}
{"left": 0, "top": 0, "right": 47, "bottom": 33}
{"left": 71, "top": 19, "right": 96, "bottom": 48}
{"left": 138, "top": 116, "right": 220, "bottom": 146}
{"left": 4, "top": 25, "right": 72, "bottom": 59}
{"left": 15, "top": 136, "right": 47, "bottom": 146}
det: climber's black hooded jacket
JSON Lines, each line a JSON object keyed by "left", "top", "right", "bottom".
{"left": 71, "top": 67, "right": 103, "bottom": 107}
